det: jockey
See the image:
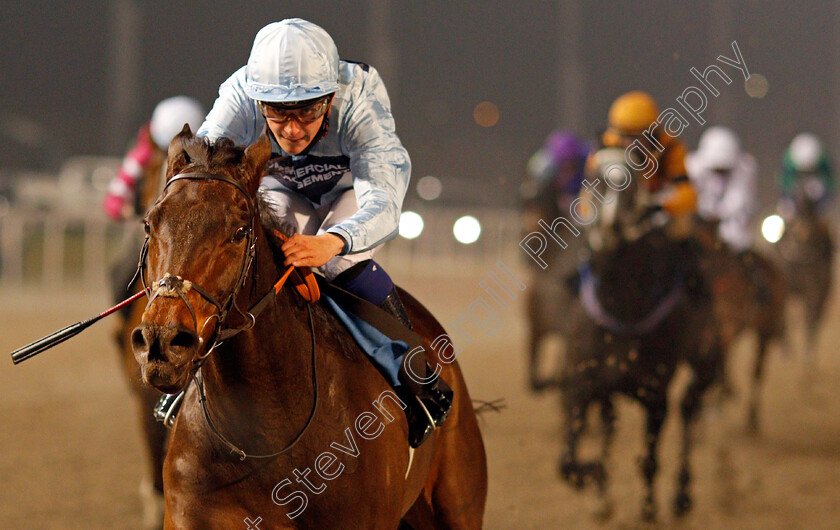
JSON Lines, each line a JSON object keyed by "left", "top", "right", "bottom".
{"left": 103, "top": 96, "right": 206, "bottom": 221}
{"left": 521, "top": 130, "right": 590, "bottom": 221}
{"left": 596, "top": 90, "right": 697, "bottom": 226}
{"left": 582, "top": 91, "right": 705, "bottom": 298}
{"left": 520, "top": 131, "right": 589, "bottom": 282}
{"left": 197, "top": 18, "right": 450, "bottom": 447}
{"left": 779, "top": 132, "right": 834, "bottom": 217}
{"left": 686, "top": 126, "right": 757, "bottom": 253}
{"left": 104, "top": 96, "right": 205, "bottom": 310}
{"left": 686, "top": 126, "right": 769, "bottom": 301}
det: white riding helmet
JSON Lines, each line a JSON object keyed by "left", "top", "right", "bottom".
{"left": 244, "top": 19, "right": 340, "bottom": 103}
{"left": 789, "top": 132, "right": 823, "bottom": 172}
{"left": 150, "top": 96, "right": 205, "bottom": 148}
{"left": 697, "top": 126, "right": 741, "bottom": 170}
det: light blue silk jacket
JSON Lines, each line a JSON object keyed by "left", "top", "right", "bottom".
{"left": 198, "top": 61, "right": 411, "bottom": 254}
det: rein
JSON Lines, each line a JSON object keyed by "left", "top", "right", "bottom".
{"left": 193, "top": 304, "right": 318, "bottom": 461}
{"left": 137, "top": 171, "right": 321, "bottom": 460}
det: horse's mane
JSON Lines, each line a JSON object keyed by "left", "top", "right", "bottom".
{"left": 181, "top": 136, "right": 247, "bottom": 169}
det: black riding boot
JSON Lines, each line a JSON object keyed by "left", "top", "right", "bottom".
{"left": 335, "top": 259, "right": 452, "bottom": 446}
{"left": 378, "top": 286, "right": 413, "bottom": 330}
{"left": 334, "top": 260, "right": 414, "bottom": 330}
{"left": 381, "top": 285, "right": 452, "bottom": 446}
{"left": 398, "top": 364, "right": 454, "bottom": 448}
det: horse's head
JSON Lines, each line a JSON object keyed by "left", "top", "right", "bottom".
{"left": 131, "top": 126, "right": 272, "bottom": 393}
{"left": 585, "top": 147, "right": 654, "bottom": 255}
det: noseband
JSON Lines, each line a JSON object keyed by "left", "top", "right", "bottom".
{"left": 136, "top": 172, "right": 258, "bottom": 361}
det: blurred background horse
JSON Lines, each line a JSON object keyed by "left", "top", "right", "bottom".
{"left": 555, "top": 148, "right": 723, "bottom": 521}
{"left": 695, "top": 217, "right": 786, "bottom": 433}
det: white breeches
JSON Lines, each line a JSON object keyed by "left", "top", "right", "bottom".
{"left": 261, "top": 188, "right": 376, "bottom": 280}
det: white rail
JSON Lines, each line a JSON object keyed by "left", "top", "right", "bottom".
{"left": 0, "top": 205, "right": 526, "bottom": 288}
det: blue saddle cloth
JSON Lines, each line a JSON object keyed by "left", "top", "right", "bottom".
{"left": 322, "top": 294, "right": 407, "bottom": 388}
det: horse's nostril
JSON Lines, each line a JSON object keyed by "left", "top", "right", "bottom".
{"left": 131, "top": 327, "right": 146, "bottom": 350}
{"left": 171, "top": 330, "right": 196, "bottom": 350}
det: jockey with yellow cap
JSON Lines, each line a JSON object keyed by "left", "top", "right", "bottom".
{"left": 597, "top": 90, "right": 697, "bottom": 224}
{"left": 581, "top": 91, "right": 707, "bottom": 299}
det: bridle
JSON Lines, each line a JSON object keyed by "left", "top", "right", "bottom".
{"left": 135, "top": 170, "right": 320, "bottom": 460}
{"left": 136, "top": 171, "right": 260, "bottom": 359}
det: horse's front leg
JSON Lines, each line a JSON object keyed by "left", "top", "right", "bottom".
{"left": 526, "top": 290, "right": 546, "bottom": 391}
{"left": 639, "top": 395, "right": 666, "bottom": 522}
{"left": 592, "top": 397, "right": 616, "bottom": 520}
{"left": 675, "top": 342, "right": 720, "bottom": 518}
{"left": 558, "top": 391, "right": 588, "bottom": 490}
{"left": 747, "top": 333, "right": 770, "bottom": 434}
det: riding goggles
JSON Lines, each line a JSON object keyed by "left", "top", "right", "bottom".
{"left": 259, "top": 96, "right": 332, "bottom": 125}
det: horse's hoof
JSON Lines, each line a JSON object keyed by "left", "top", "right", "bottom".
{"left": 640, "top": 499, "right": 657, "bottom": 522}
{"left": 558, "top": 460, "right": 585, "bottom": 490}
{"left": 673, "top": 491, "right": 693, "bottom": 517}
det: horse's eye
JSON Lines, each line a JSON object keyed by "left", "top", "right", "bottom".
{"left": 143, "top": 220, "right": 151, "bottom": 234}
{"left": 232, "top": 226, "right": 249, "bottom": 243}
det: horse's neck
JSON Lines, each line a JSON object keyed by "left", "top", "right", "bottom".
{"left": 597, "top": 239, "right": 678, "bottom": 316}
{"left": 199, "top": 237, "right": 316, "bottom": 433}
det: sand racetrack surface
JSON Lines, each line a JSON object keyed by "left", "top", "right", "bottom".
{"left": 2, "top": 263, "right": 840, "bottom": 529}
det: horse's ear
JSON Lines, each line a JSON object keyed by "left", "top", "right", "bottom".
{"left": 166, "top": 124, "right": 194, "bottom": 178}
{"left": 242, "top": 129, "right": 272, "bottom": 193}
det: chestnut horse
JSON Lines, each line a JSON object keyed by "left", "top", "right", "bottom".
{"left": 695, "top": 218, "right": 786, "bottom": 433}
{"left": 131, "top": 128, "right": 487, "bottom": 528}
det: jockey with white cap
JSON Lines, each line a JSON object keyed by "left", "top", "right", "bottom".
{"left": 198, "top": 18, "right": 449, "bottom": 447}
{"left": 686, "top": 126, "right": 758, "bottom": 253}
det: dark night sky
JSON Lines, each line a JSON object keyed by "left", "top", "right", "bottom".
{"left": 1, "top": 1, "right": 836, "bottom": 208}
